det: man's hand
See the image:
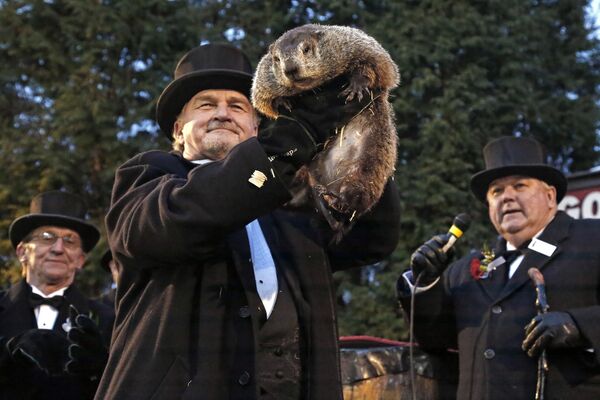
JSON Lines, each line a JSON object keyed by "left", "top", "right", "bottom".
{"left": 522, "top": 311, "right": 586, "bottom": 357}
{"left": 284, "top": 76, "right": 375, "bottom": 146}
{"left": 258, "top": 77, "right": 374, "bottom": 175}
{"left": 410, "top": 234, "right": 454, "bottom": 285}
{"left": 5, "top": 329, "right": 70, "bottom": 376}
{"left": 66, "top": 306, "right": 108, "bottom": 381}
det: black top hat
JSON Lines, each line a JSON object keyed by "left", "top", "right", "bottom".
{"left": 470, "top": 136, "right": 567, "bottom": 203}
{"left": 9, "top": 191, "right": 100, "bottom": 252}
{"left": 156, "top": 43, "right": 254, "bottom": 140}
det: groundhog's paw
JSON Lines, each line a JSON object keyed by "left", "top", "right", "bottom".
{"left": 321, "top": 192, "right": 351, "bottom": 215}
{"left": 273, "top": 97, "right": 292, "bottom": 114}
{"left": 342, "top": 74, "right": 370, "bottom": 102}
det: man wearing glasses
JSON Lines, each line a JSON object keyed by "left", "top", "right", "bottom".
{"left": 0, "top": 190, "right": 114, "bottom": 400}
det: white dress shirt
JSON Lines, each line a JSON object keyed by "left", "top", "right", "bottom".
{"left": 245, "top": 220, "right": 279, "bottom": 318}
{"left": 30, "top": 285, "right": 67, "bottom": 330}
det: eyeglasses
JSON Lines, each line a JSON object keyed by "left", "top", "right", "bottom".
{"left": 27, "top": 231, "right": 82, "bottom": 250}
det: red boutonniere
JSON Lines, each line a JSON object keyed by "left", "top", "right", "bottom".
{"left": 470, "top": 244, "right": 495, "bottom": 280}
{"left": 470, "top": 257, "right": 484, "bottom": 280}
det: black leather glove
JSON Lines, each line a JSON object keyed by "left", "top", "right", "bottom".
{"left": 5, "top": 329, "right": 70, "bottom": 376}
{"left": 66, "top": 306, "right": 108, "bottom": 381}
{"left": 410, "top": 234, "right": 454, "bottom": 285}
{"left": 258, "top": 77, "right": 373, "bottom": 184}
{"left": 522, "top": 311, "right": 586, "bottom": 357}
{"left": 284, "top": 75, "right": 375, "bottom": 146}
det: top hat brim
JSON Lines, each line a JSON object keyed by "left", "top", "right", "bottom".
{"left": 470, "top": 165, "right": 567, "bottom": 203}
{"left": 9, "top": 214, "right": 100, "bottom": 253}
{"left": 156, "top": 69, "right": 253, "bottom": 140}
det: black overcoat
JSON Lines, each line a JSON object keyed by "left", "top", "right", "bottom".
{"left": 0, "top": 279, "right": 115, "bottom": 399}
{"left": 399, "top": 211, "right": 600, "bottom": 400}
{"left": 96, "top": 138, "right": 400, "bottom": 400}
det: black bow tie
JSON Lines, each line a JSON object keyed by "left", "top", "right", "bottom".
{"left": 501, "top": 249, "right": 522, "bottom": 265}
{"left": 500, "top": 240, "right": 531, "bottom": 265}
{"left": 29, "top": 293, "right": 65, "bottom": 309}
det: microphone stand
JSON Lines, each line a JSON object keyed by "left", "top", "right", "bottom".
{"left": 528, "top": 268, "right": 549, "bottom": 400}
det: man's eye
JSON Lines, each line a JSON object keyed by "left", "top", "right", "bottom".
{"left": 62, "top": 236, "right": 76, "bottom": 244}
{"left": 196, "top": 103, "right": 213, "bottom": 109}
{"left": 514, "top": 183, "right": 526, "bottom": 190}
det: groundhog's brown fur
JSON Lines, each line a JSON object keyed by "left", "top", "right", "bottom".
{"left": 251, "top": 24, "right": 399, "bottom": 238}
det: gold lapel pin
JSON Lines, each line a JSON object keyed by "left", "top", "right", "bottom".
{"left": 248, "top": 170, "right": 268, "bottom": 188}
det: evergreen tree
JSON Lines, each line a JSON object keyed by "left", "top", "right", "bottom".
{"left": 0, "top": 0, "right": 202, "bottom": 290}
{"left": 1, "top": 1, "right": 598, "bottom": 341}
{"left": 329, "top": 0, "right": 600, "bottom": 339}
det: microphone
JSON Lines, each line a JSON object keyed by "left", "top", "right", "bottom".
{"left": 528, "top": 268, "right": 549, "bottom": 313}
{"left": 442, "top": 213, "right": 471, "bottom": 253}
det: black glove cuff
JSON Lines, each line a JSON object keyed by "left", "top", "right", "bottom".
{"left": 258, "top": 115, "right": 319, "bottom": 184}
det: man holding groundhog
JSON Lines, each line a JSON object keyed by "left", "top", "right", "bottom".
{"left": 97, "top": 43, "right": 400, "bottom": 400}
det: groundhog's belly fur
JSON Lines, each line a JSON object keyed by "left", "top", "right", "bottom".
{"left": 251, "top": 24, "right": 399, "bottom": 238}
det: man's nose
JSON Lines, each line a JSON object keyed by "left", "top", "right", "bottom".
{"left": 213, "top": 103, "right": 232, "bottom": 120}
{"left": 501, "top": 186, "right": 517, "bottom": 201}
{"left": 50, "top": 238, "right": 66, "bottom": 253}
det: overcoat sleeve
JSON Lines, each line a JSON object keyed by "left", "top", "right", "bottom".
{"left": 106, "top": 138, "right": 292, "bottom": 266}
{"left": 397, "top": 260, "right": 460, "bottom": 351}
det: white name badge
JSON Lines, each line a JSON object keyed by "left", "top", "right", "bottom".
{"left": 528, "top": 238, "right": 556, "bottom": 257}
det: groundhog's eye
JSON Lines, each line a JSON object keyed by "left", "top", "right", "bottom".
{"left": 273, "top": 56, "right": 280, "bottom": 63}
{"left": 302, "top": 45, "right": 311, "bottom": 54}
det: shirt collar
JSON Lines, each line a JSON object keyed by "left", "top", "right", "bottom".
{"left": 191, "top": 159, "right": 213, "bottom": 165}
{"left": 30, "top": 284, "right": 67, "bottom": 298}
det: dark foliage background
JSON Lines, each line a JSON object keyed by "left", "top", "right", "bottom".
{"left": 1, "top": 0, "right": 598, "bottom": 340}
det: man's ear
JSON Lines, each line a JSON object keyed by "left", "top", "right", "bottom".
{"left": 172, "top": 120, "right": 183, "bottom": 140}
{"left": 546, "top": 185, "right": 557, "bottom": 206}
{"left": 75, "top": 252, "right": 86, "bottom": 271}
{"left": 16, "top": 243, "right": 27, "bottom": 262}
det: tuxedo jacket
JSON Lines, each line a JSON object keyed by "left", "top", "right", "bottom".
{"left": 399, "top": 211, "right": 600, "bottom": 400}
{"left": 96, "top": 139, "right": 400, "bottom": 400}
{"left": 0, "top": 279, "right": 114, "bottom": 399}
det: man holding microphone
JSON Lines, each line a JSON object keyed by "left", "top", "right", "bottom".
{"left": 398, "top": 136, "right": 600, "bottom": 399}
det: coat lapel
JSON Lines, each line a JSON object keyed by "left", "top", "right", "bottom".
{"left": 0, "top": 279, "right": 37, "bottom": 335}
{"left": 497, "top": 212, "right": 571, "bottom": 302}
{"left": 57, "top": 284, "right": 92, "bottom": 334}
{"left": 476, "top": 239, "right": 505, "bottom": 300}
{"left": 257, "top": 214, "right": 304, "bottom": 307}
{"left": 226, "top": 225, "right": 267, "bottom": 324}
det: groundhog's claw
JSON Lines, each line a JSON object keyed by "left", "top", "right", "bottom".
{"left": 273, "top": 97, "right": 292, "bottom": 114}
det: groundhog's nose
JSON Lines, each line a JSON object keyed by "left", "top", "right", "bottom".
{"left": 283, "top": 61, "right": 299, "bottom": 79}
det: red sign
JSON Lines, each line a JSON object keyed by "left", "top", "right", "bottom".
{"left": 559, "top": 187, "right": 600, "bottom": 219}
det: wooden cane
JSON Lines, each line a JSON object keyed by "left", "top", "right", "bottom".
{"left": 528, "top": 268, "right": 549, "bottom": 400}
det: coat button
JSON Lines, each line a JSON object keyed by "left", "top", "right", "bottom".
{"left": 491, "top": 305, "right": 502, "bottom": 314}
{"left": 238, "top": 371, "right": 251, "bottom": 385}
{"left": 273, "top": 347, "right": 283, "bottom": 356}
{"left": 275, "top": 370, "right": 284, "bottom": 379}
{"left": 484, "top": 349, "right": 495, "bottom": 359}
{"left": 239, "top": 306, "right": 250, "bottom": 318}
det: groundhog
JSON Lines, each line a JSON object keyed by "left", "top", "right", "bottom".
{"left": 251, "top": 24, "right": 399, "bottom": 238}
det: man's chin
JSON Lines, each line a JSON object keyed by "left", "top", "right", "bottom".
{"left": 501, "top": 222, "right": 526, "bottom": 235}
{"left": 203, "top": 141, "right": 238, "bottom": 160}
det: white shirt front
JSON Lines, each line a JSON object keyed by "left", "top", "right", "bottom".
{"left": 30, "top": 285, "right": 67, "bottom": 330}
{"left": 245, "top": 220, "right": 278, "bottom": 319}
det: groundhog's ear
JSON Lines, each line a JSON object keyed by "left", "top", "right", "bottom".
{"left": 312, "top": 30, "right": 324, "bottom": 39}
{"left": 268, "top": 43, "right": 275, "bottom": 53}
